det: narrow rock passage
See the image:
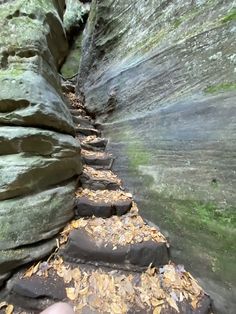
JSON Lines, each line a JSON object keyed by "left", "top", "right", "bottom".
{"left": 0, "top": 92, "right": 211, "bottom": 314}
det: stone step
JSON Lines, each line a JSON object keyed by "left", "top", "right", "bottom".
{"left": 79, "top": 166, "right": 122, "bottom": 190}
{"left": 81, "top": 149, "right": 114, "bottom": 169}
{"left": 7, "top": 260, "right": 211, "bottom": 314}
{"left": 69, "top": 108, "right": 90, "bottom": 118}
{"left": 60, "top": 209, "right": 169, "bottom": 269}
{"left": 81, "top": 135, "right": 108, "bottom": 151}
{"left": 73, "top": 115, "right": 94, "bottom": 128}
{"left": 75, "top": 127, "right": 101, "bottom": 137}
{"left": 74, "top": 188, "right": 133, "bottom": 218}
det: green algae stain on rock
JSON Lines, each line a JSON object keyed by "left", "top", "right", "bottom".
{"left": 61, "top": 34, "right": 83, "bottom": 78}
{"left": 221, "top": 8, "right": 236, "bottom": 23}
{"left": 204, "top": 82, "right": 236, "bottom": 93}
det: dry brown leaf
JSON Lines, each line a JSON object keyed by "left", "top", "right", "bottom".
{"left": 146, "top": 265, "right": 156, "bottom": 276}
{"left": 166, "top": 296, "right": 179, "bottom": 313}
{"left": 66, "top": 287, "right": 77, "bottom": 300}
{"left": 75, "top": 303, "right": 84, "bottom": 311}
{"left": 110, "top": 303, "right": 123, "bottom": 314}
{"left": 153, "top": 306, "right": 162, "bottom": 314}
{"left": 191, "top": 298, "right": 199, "bottom": 309}
{"left": 23, "top": 261, "right": 40, "bottom": 278}
{"left": 72, "top": 268, "right": 81, "bottom": 282}
{"left": 63, "top": 268, "right": 73, "bottom": 283}
{"left": 78, "top": 286, "right": 89, "bottom": 296}
{"left": 151, "top": 299, "right": 165, "bottom": 307}
{"left": 5, "top": 304, "right": 14, "bottom": 314}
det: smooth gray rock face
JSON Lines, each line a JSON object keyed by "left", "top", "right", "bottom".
{"left": 0, "top": 0, "right": 82, "bottom": 283}
{"left": 76, "top": 2, "right": 236, "bottom": 312}
{"left": 77, "top": 0, "right": 236, "bottom": 206}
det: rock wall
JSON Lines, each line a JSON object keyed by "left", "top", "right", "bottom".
{"left": 77, "top": 0, "right": 236, "bottom": 207}
{"left": 0, "top": 0, "right": 82, "bottom": 284}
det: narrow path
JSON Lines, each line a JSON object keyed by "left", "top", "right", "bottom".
{"left": 0, "top": 92, "right": 211, "bottom": 314}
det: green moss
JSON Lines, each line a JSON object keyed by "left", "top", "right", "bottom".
{"left": 126, "top": 141, "right": 150, "bottom": 170}
{"left": 191, "top": 202, "right": 235, "bottom": 227}
{"left": 61, "top": 34, "right": 83, "bottom": 78}
{"left": 204, "top": 82, "right": 236, "bottom": 93}
{"left": 173, "top": 18, "right": 182, "bottom": 29}
{"left": 221, "top": 8, "right": 236, "bottom": 23}
{"left": 119, "top": 129, "right": 151, "bottom": 171}
{"left": 142, "top": 190, "right": 236, "bottom": 283}
{"left": 0, "top": 67, "right": 25, "bottom": 77}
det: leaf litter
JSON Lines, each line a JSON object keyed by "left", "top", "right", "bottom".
{"left": 59, "top": 204, "right": 167, "bottom": 247}
{"left": 81, "top": 149, "right": 112, "bottom": 158}
{"left": 83, "top": 165, "right": 122, "bottom": 185}
{"left": 81, "top": 135, "right": 99, "bottom": 144}
{"left": 20, "top": 257, "right": 205, "bottom": 314}
{"left": 75, "top": 188, "right": 133, "bottom": 203}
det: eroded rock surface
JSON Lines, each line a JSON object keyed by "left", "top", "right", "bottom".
{"left": 77, "top": 0, "right": 236, "bottom": 206}
{"left": 76, "top": 1, "right": 236, "bottom": 312}
{"left": 0, "top": 0, "right": 82, "bottom": 284}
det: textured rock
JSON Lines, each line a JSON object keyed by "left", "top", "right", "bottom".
{"left": 0, "top": 0, "right": 82, "bottom": 283}
{"left": 75, "top": 197, "right": 132, "bottom": 217}
{"left": 61, "top": 0, "right": 90, "bottom": 78}
{"left": 12, "top": 275, "right": 66, "bottom": 300}
{"left": 77, "top": 0, "right": 236, "bottom": 205}
{"left": 0, "top": 180, "right": 76, "bottom": 251}
{"left": 76, "top": 1, "right": 236, "bottom": 312}
{"left": 62, "top": 228, "right": 169, "bottom": 269}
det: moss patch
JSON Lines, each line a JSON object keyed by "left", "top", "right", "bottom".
{"left": 221, "top": 8, "right": 236, "bottom": 23}
{"left": 140, "top": 189, "right": 236, "bottom": 284}
{"left": 204, "top": 82, "right": 236, "bottom": 93}
{"left": 60, "top": 34, "right": 83, "bottom": 78}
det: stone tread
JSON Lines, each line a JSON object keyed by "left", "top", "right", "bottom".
{"left": 75, "top": 188, "right": 133, "bottom": 203}
{"left": 79, "top": 166, "right": 122, "bottom": 190}
{"left": 81, "top": 149, "right": 114, "bottom": 169}
{"left": 59, "top": 207, "right": 169, "bottom": 268}
{"left": 75, "top": 127, "right": 101, "bottom": 137}
{"left": 7, "top": 260, "right": 211, "bottom": 314}
{"left": 74, "top": 188, "right": 133, "bottom": 218}
{"left": 80, "top": 136, "right": 108, "bottom": 151}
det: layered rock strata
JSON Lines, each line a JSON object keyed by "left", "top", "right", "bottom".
{"left": 0, "top": 0, "right": 82, "bottom": 284}
{"left": 76, "top": 0, "right": 236, "bottom": 206}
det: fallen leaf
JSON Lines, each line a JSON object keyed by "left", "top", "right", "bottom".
{"left": 66, "top": 287, "right": 77, "bottom": 300}
{"left": 110, "top": 303, "right": 122, "bottom": 314}
{"left": 23, "top": 261, "right": 40, "bottom": 278}
{"left": 72, "top": 268, "right": 81, "bottom": 282}
{"left": 151, "top": 299, "right": 164, "bottom": 307}
{"left": 153, "top": 306, "right": 162, "bottom": 314}
{"left": 78, "top": 286, "right": 89, "bottom": 296}
{"left": 166, "top": 296, "right": 179, "bottom": 313}
{"left": 5, "top": 304, "right": 14, "bottom": 314}
{"left": 191, "top": 298, "right": 199, "bottom": 309}
{"left": 146, "top": 265, "right": 156, "bottom": 276}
